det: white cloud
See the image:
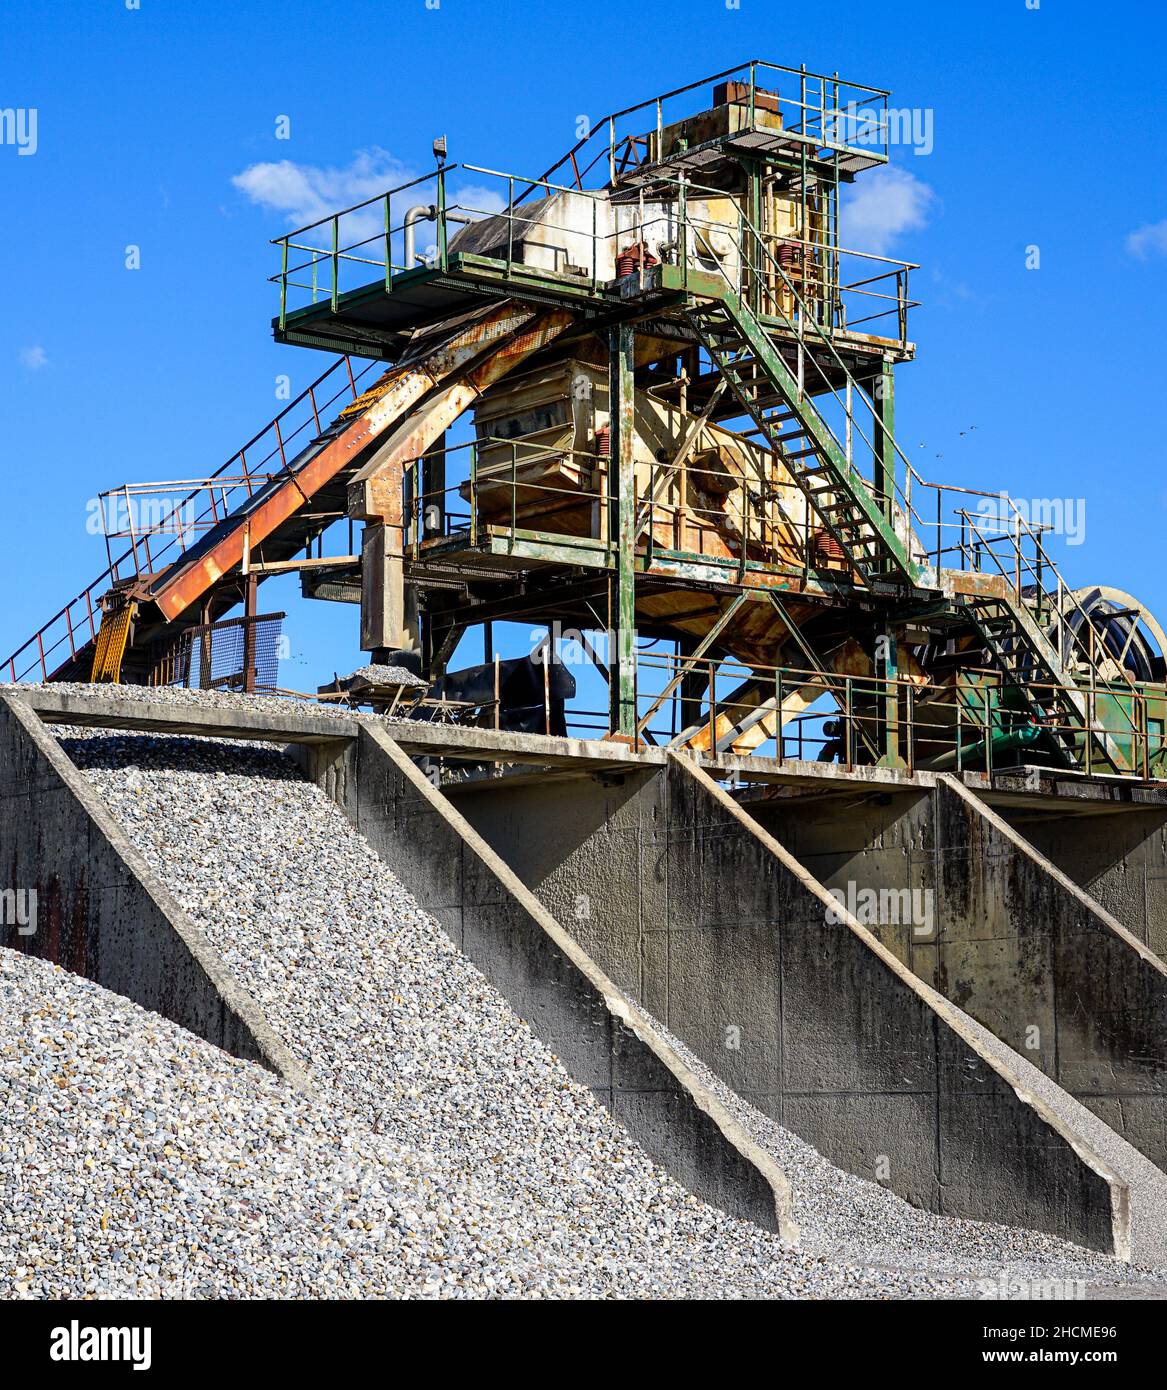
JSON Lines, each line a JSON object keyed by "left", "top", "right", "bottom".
{"left": 232, "top": 147, "right": 418, "bottom": 245}
{"left": 841, "top": 166, "right": 934, "bottom": 256}
{"left": 1126, "top": 220, "right": 1167, "bottom": 260}
{"left": 232, "top": 149, "right": 511, "bottom": 254}
{"left": 232, "top": 147, "right": 413, "bottom": 227}
{"left": 19, "top": 345, "right": 48, "bottom": 370}
{"left": 447, "top": 184, "right": 508, "bottom": 218}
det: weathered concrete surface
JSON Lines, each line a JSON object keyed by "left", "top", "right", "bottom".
{"left": 12, "top": 686, "right": 942, "bottom": 784}
{"left": 1002, "top": 801, "right": 1167, "bottom": 962}
{"left": 445, "top": 752, "right": 1130, "bottom": 1255}
{"left": 934, "top": 776, "right": 1167, "bottom": 1172}
{"left": 741, "top": 775, "right": 1167, "bottom": 1175}
{"left": 300, "top": 725, "right": 799, "bottom": 1237}
{"left": 0, "top": 695, "right": 309, "bottom": 1089}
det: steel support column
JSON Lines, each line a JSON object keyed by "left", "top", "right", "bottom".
{"left": 608, "top": 323, "right": 637, "bottom": 737}
{"left": 875, "top": 625, "right": 900, "bottom": 766}
{"left": 872, "top": 356, "right": 895, "bottom": 526}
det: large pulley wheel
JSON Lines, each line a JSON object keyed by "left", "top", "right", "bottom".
{"left": 1052, "top": 586, "right": 1166, "bottom": 685}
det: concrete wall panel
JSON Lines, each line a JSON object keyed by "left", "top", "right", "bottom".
{"left": 0, "top": 695, "right": 307, "bottom": 1088}
{"left": 448, "top": 752, "right": 1128, "bottom": 1255}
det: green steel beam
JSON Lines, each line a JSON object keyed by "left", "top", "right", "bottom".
{"left": 872, "top": 357, "right": 895, "bottom": 530}
{"left": 689, "top": 287, "right": 921, "bottom": 585}
{"left": 609, "top": 322, "right": 638, "bottom": 736}
{"left": 874, "top": 625, "right": 901, "bottom": 766}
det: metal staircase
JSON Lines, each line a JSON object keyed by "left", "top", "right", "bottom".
{"left": 683, "top": 291, "right": 920, "bottom": 591}
{"left": 961, "top": 595, "right": 1084, "bottom": 768}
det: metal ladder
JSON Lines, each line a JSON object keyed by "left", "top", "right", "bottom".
{"left": 683, "top": 291, "right": 921, "bottom": 590}
{"left": 960, "top": 595, "right": 1085, "bottom": 768}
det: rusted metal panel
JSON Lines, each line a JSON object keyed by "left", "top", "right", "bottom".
{"left": 350, "top": 309, "right": 573, "bottom": 523}
{"left": 150, "top": 303, "right": 545, "bottom": 624}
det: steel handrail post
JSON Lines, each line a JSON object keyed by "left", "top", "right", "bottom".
{"left": 331, "top": 216, "right": 339, "bottom": 313}
{"left": 437, "top": 166, "right": 448, "bottom": 271}
{"left": 507, "top": 175, "right": 514, "bottom": 276}
{"left": 279, "top": 239, "right": 288, "bottom": 329}
{"left": 384, "top": 194, "right": 392, "bottom": 292}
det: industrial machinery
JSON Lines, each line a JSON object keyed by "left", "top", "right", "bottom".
{"left": 7, "top": 60, "right": 1167, "bottom": 778}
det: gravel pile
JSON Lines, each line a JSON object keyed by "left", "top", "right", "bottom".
{"left": 1, "top": 713, "right": 1162, "bottom": 1298}
{"left": 647, "top": 1016, "right": 1167, "bottom": 1293}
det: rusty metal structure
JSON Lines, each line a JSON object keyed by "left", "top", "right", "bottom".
{"left": 7, "top": 60, "right": 1167, "bottom": 777}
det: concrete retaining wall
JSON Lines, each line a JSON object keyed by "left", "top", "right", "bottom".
{"left": 1003, "top": 804, "right": 1167, "bottom": 961}
{"left": 445, "top": 753, "right": 1129, "bottom": 1255}
{"left": 302, "top": 725, "right": 798, "bottom": 1237}
{"left": 934, "top": 776, "right": 1167, "bottom": 1170}
{"left": 741, "top": 776, "right": 1167, "bottom": 1173}
{"left": 0, "top": 695, "right": 309, "bottom": 1088}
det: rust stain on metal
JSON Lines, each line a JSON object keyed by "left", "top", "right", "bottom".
{"left": 354, "top": 309, "right": 573, "bottom": 524}
{"left": 150, "top": 303, "right": 544, "bottom": 623}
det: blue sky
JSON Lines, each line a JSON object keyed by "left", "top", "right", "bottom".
{"left": 1, "top": 0, "right": 1165, "bottom": 693}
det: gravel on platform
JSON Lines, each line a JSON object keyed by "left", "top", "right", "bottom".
{"left": 0, "top": 681, "right": 398, "bottom": 723}
{"left": 0, "top": 720, "right": 1162, "bottom": 1299}
{"left": 346, "top": 664, "right": 428, "bottom": 690}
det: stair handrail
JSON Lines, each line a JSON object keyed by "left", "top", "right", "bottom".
{"left": 2, "top": 354, "right": 371, "bottom": 683}
{"left": 668, "top": 175, "right": 927, "bottom": 546}
{"left": 958, "top": 508, "right": 1146, "bottom": 778}
{"left": 957, "top": 505, "right": 1142, "bottom": 700}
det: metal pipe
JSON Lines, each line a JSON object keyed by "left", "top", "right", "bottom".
{"left": 403, "top": 204, "right": 438, "bottom": 268}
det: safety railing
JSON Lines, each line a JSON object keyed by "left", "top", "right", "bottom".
{"left": 586, "top": 650, "right": 1167, "bottom": 779}
{"left": 908, "top": 477, "right": 1144, "bottom": 696}
{"left": 147, "top": 611, "right": 286, "bottom": 694}
{"left": 395, "top": 430, "right": 1157, "bottom": 772}
{"left": 2, "top": 355, "right": 375, "bottom": 684}
{"left": 396, "top": 430, "right": 844, "bottom": 591}
{"left": 527, "top": 59, "right": 891, "bottom": 196}
{"left": 98, "top": 357, "right": 376, "bottom": 586}
{"left": 269, "top": 160, "right": 917, "bottom": 350}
